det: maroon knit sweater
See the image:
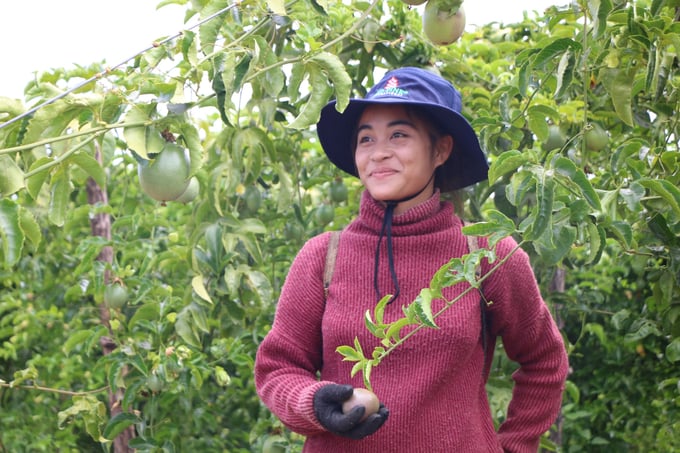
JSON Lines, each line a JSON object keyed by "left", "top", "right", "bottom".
{"left": 255, "top": 191, "right": 568, "bottom": 453}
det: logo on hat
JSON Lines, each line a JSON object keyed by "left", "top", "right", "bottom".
{"left": 374, "top": 76, "right": 408, "bottom": 98}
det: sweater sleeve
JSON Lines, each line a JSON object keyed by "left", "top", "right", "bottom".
{"left": 254, "top": 233, "right": 334, "bottom": 436}
{"left": 484, "top": 237, "right": 569, "bottom": 453}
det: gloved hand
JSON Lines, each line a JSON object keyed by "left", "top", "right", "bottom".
{"left": 313, "top": 384, "right": 389, "bottom": 440}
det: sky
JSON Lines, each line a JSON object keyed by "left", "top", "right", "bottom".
{"left": 1, "top": 0, "right": 564, "bottom": 99}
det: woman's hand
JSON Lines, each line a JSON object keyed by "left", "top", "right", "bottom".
{"left": 313, "top": 384, "right": 389, "bottom": 439}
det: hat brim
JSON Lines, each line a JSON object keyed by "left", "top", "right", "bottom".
{"left": 317, "top": 98, "right": 488, "bottom": 191}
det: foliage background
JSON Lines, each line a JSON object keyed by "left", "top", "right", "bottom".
{"left": 0, "top": 0, "right": 678, "bottom": 451}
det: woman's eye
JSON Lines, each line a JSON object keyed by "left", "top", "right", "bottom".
{"left": 391, "top": 131, "right": 407, "bottom": 139}
{"left": 358, "top": 135, "right": 372, "bottom": 144}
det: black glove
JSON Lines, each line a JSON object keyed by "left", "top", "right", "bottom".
{"left": 313, "top": 384, "right": 389, "bottom": 440}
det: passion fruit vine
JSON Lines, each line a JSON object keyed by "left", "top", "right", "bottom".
{"left": 138, "top": 143, "right": 191, "bottom": 202}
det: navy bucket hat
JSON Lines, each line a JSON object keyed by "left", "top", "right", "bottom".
{"left": 316, "top": 67, "right": 488, "bottom": 191}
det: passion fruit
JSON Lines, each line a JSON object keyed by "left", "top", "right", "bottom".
{"left": 329, "top": 179, "right": 348, "bottom": 203}
{"left": 423, "top": 3, "right": 466, "bottom": 46}
{"left": 342, "top": 388, "right": 380, "bottom": 422}
{"left": 138, "top": 143, "right": 191, "bottom": 202}
{"left": 314, "top": 204, "right": 334, "bottom": 226}
{"left": 104, "top": 283, "right": 129, "bottom": 309}
{"left": 174, "top": 176, "right": 200, "bottom": 203}
{"left": 542, "top": 125, "right": 567, "bottom": 152}
{"left": 584, "top": 123, "right": 609, "bottom": 151}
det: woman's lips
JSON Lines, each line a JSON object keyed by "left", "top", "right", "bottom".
{"left": 370, "top": 167, "right": 397, "bottom": 178}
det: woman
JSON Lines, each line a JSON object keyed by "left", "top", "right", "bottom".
{"left": 255, "top": 67, "right": 569, "bottom": 452}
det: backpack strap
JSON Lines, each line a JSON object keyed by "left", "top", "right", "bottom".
{"left": 323, "top": 230, "right": 342, "bottom": 299}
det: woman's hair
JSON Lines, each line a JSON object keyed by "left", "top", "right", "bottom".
{"left": 350, "top": 104, "right": 455, "bottom": 191}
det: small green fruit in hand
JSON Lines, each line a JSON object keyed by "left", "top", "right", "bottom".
{"left": 584, "top": 123, "right": 609, "bottom": 151}
{"left": 138, "top": 143, "right": 191, "bottom": 202}
{"left": 423, "top": 3, "right": 466, "bottom": 46}
{"left": 104, "top": 283, "right": 129, "bottom": 309}
{"left": 342, "top": 388, "right": 380, "bottom": 422}
{"left": 174, "top": 176, "right": 199, "bottom": 203}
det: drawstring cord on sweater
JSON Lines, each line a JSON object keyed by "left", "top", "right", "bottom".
{"left": 373, "top": 175, "right": 435, "bottom": 304}
{"left": 374, "top": 201, "right": 400, "bottom": 303}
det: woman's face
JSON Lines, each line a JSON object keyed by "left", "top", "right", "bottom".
{"left": 354, "top": 104, "right": 452, "bottom": 214}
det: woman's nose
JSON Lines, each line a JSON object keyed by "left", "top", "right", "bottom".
{"left": 369, "top": 141, "right": 392, "bottom": 160}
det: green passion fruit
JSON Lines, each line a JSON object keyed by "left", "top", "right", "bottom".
{"left": 342, "top": 388, "right": 380, "bottom": 422}
{"left": 584, "top": 123, "right": 609, "bottom": 151}
{"left": 314, "top": 204, "right": 334, "bottom": 226}
{"left": 174, "top": 176, "right": 200, "bottom": 203}
{"left": 542, "top": 125, "right": 567, "bottom": 152}
{"left": 138, "top": 143, "right": 191, "bottom": 202}
{"left": 104, "top": 283, "right": 129, "bottom": 309}
{"left": 423, "top": 3, "right": 466, "bottom": 46}
{"left": 329, "top": 179, "right": 348, "bottom": 203}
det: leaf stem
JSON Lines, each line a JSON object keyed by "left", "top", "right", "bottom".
{"left": 0, "top": 121, "right": 149, "bottom": 156}
{"left": 372, "top": 241, "right": 525, "bottom": 363}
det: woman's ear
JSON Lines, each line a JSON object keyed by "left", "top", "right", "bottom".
{"left": 434, "top": 135, "right": 454, "bottom": 167}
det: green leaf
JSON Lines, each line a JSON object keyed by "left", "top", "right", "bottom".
{"left": 25, "top": 157, "right": 52, "bottom": 199}
{"left": 554, "top": 157, "right": 601, "bottom": 210}
{"left": 0, "top": 155, "right": 24, "bottom": 196}
{"left": 266, "top": 0, "right": 286, "bottom": 15}
{"left": 624, "top": 319, "right": 661, "bottom": 345}
{"left": 666, "top": 338, "right": 680, "bottom": 363}
{"left": 488, "top": 150, "right": 529, "bottom": 184}
{"left": 534, "top": 223, "right": 576, "bottom": 265}
{"left": 310, "top": 52, "right": 352, "bottom": 112}
{"left": 251, "top": 35, "right": 285, "bottom": 98}
{"left": 288, "top": 64, "right": 333, "bottom": 130}
{"left": 63, "top": 329, "right": 94, "bottom": 356}
{"left": 532, "top": 38, "right": 582, "bottom": 69}
{"left": 586, "top": 221, "right": 606, "bottom": 265}
{"left": 336, "top": 345, "right": 363, "bottom": 362}
{"left": 191, "top": 275, "right": 213, "bottom": 304}
{"left": 18, "top": 206, "right": 41, "bottom": 249}
{"left": 175, "top": 310, "right": 201, "bottom": 348}
{"left": 0, "top": 199, "right": 23, "bottom": 267}
{"left": 48, "top": 169, "right": 72, "bottom": 227}
{"left": 69, "top": 151, "right": 106, "bottom": 188}
{"left": 555, "top": 50, "right": 576, "bottom": 98}
{"left": 383, "top": 317, "right": 414, "bottom": 345}
{"left": 364, "top": 310, "right": 384, "bottom": 338}
{"left": 526, "top": 171, "right": 555, "bottom": 241}
{"left": 528, "top": 105, "right": 560, "bottom": 140}
{"left": 103, "top": 412, "right": 141, "bottom": 441}
{"left": 413, "top": 288, "right": 438, "bottom": 328}
{"left": 599, "top": 66, "right": 636, "bottom": 126}
{"left": 639, "top": 178, "right": 680, "bottom": 216}
{"left": 122, "top": 104, "right": 164, "bottom": 159}
{"left": 607, "top": 220, "right": 633, "bottom": 249}
{"left": 363, "top": 361, "right": 373, "bottom": 391}
{"left": 374, "top": 294, "right": 392, "bottom": 325}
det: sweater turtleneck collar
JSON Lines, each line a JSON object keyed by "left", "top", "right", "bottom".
{"left": 357, "top": 189, "right": 455, "bottom": 236}
{"left": 354, "top": 189, "right": 456, "bottom": 304}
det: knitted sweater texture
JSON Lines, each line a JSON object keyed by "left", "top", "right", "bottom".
{"left": 255, "top": 191, "right": 568, "bottom": 453}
